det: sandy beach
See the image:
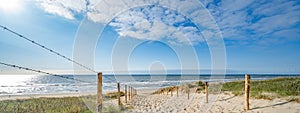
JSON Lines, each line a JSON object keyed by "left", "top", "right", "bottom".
{"left": 124, "top": 89, "right": 300, "bottom": 113}
{"left": 0, "top": 88, "right": 299, "bottom": 113}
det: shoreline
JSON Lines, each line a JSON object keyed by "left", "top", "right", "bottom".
{"left": 0, "top": 92, "right": 95, "bottom": 101}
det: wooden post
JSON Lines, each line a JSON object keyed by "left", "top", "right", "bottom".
{"left": 125, "top": 85, "right": 127, "bottom": 103}
{"left": 205, "top": 82, "right": 208, "bottom": 103}
{"left": 245, "top": 74, "right": 250, "bottom": 111}
{"left": 187, "top": 87, "right": 190, "bottom": 100}
{"left": 176, "top": 86, "right": 178, "bottom": 97}
{"left": 117, "top": 82, "right": 121, "bottom": 106}
{"left": 134, "top": 89, "right": 136, "bottom": 96}
{"left": 132, "top": 88, "right": 134, "bottom": 97}
{"left": 132, "top": 87, "right": 133, "bottom": 97}
{"left": 128, "top": 86, "right": 131, "bottom": 100}
{"left": 131, "top": 87, "right": 133, "bottom": 98}
{"left": 97, "top": 72, "right": 102, "bottom": 113}
{"left": 186, "top": 85, "right": 190, "bottom": 99}
{"left": 170, "top": 89, "right": 173, "bottom": 96}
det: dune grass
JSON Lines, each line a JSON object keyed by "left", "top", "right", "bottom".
{"left": 0, "top": 97, "right": 92, "bottom": 113}
{"left": 0, "top": 91, "right": 126, "bottom": 113}
{"left": 153, "top": 81, "right": 205, "bottom": 94}
{"left": 220, "top": 77, "right": 300, "bottom": 102}
{"left": 154, "top": 77, "right": 300, "bottom": 102}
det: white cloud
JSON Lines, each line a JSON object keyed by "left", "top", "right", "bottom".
{"left": 36, "top": 0, "right": 87, "bottom": 20}
{"left": 205, "top": 0, "right": 300, "bottom": 45}
{"left": 35, "top": 0, "right": 299, "bottom": 46}
{"left": 35, "top": 0, "right": 211, "bottom": 45}
{"left": 109, "top": 6, "right": 205, "bottom": 45}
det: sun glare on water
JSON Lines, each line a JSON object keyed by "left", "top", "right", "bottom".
{"left": 0, "top": 0, "right": 22, "bottom": 12}
{"left": 0, "top": 75, "right": 36, "bottom": 86}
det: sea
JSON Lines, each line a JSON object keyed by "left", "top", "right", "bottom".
{"left": 0, "top": 74, "right": 298, "bottom": 96}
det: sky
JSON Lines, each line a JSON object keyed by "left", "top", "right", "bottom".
{"left": 0, "top": 0, "right": 299, "bottom": 74}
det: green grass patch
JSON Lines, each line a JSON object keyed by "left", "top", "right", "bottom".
{"left": 0, "top": 91, "right": 127, "bottom": 113}
{"left": 154, "top": 77, "right": 300, "bottom": 102}
{"left": 220, "top": 77, "right": 300, "bottom": 101}
{"left": 153, "top": 81, "right": 206, "bottom": 94}
{"left": 0, "top": 97, "right": 92, "bottom": 113}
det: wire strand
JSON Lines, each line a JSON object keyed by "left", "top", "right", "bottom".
{"left": 0, "top": 25, "right": 96, "bottom": 73}
{"left": 0, "top": 25, "right": 117, "bottom": 81}
{"left": 0, "top": 61, "right": 92, "bottom": 83}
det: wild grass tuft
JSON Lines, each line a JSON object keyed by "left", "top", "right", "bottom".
{"left": 220, "top": 77, "right": 300, "bottom": 101}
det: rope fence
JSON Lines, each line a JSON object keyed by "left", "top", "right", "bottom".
{"left": 0, "top": 25, "right": 96, "bottom": 73}
{"left": 0, "top": 61, "right": 91, "bottom": 83}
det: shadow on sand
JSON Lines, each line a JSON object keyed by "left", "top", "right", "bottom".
{"left": 219, "top": 96, "right": 236, "bottom": 101}
{"left": 251, "top": 100, "right": 293, "bottom": 110}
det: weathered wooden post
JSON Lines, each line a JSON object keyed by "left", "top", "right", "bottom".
{"left": 205, "top": 82, "right": 208, "bottom": 103}
{"left": 97, "top": 72, "right": 102, "bottom": 113}
{"left": 176, "top": 86, "right": 179, "bottom": 97}
{"left": 134, "top": 89, "right": 136, "bottom": 96}
{"left": 117, "top": 82, "right": 121, "bottom": 106}
{"left": 128, "top": 86, "right": 131, "bottom": 100}
{"left": 245, "top": 74, "right": 250, "bottom": 111}
{"left": 131, "top": 87, "right": 133, "bottom": 98}
{"left": 125, "top": 85, "right": 127, "bottom": 103}
{"left": 132, "top": 88, "right": 134, "bottom": 96}
{"left": 133, "top": 89, "right": 135, "bottom": 96}
{"left": 187, "top": 86, "right": 190, "bottom": 100}
{"left": 170, "top": 89, "right": 173, "bottom": 96}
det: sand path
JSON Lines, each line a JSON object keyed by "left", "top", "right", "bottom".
{"left": 125, "top": 91, "right": 300, "bottom": 113}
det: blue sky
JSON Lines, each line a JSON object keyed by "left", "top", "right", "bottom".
{"left": 0, "top": 0, "right": 299, "bottom": 74}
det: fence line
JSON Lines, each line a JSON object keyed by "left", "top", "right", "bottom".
{"left": 0, "top": 61, "right": 91, "bottom": 83}
{"left": 96, "top": 73, "right": 138, "bottom": 113}
{"left": 0, "top": 25, "right": 118, "bottom": 82}
{"left": 0, "top": 25, "right": 95, "bottom": 73}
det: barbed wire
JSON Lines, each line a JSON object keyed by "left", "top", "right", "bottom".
{"left": 0, "top": 25, "right": 116, "bottom": 81}
{"left": 0, "top": 61, "right": 92, "bottom": 83}
{"left": 0, "top": 25, "right": 96, "bottom": 73}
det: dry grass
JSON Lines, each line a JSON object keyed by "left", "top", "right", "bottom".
{"left": 220, "top": 77, "right": 300, "bottom": 102}
{"left": 153, "top": 77, "right": 300, "bottom": 102}
{"left": 0, "top": 91, "right": 127, "bottom": 113}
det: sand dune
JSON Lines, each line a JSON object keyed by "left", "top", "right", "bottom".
{"left": 124, "top": 90, "right": 300, "bottom": 113}
{"left": 1, "top": 90, "right": 299, "bottom": 113}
